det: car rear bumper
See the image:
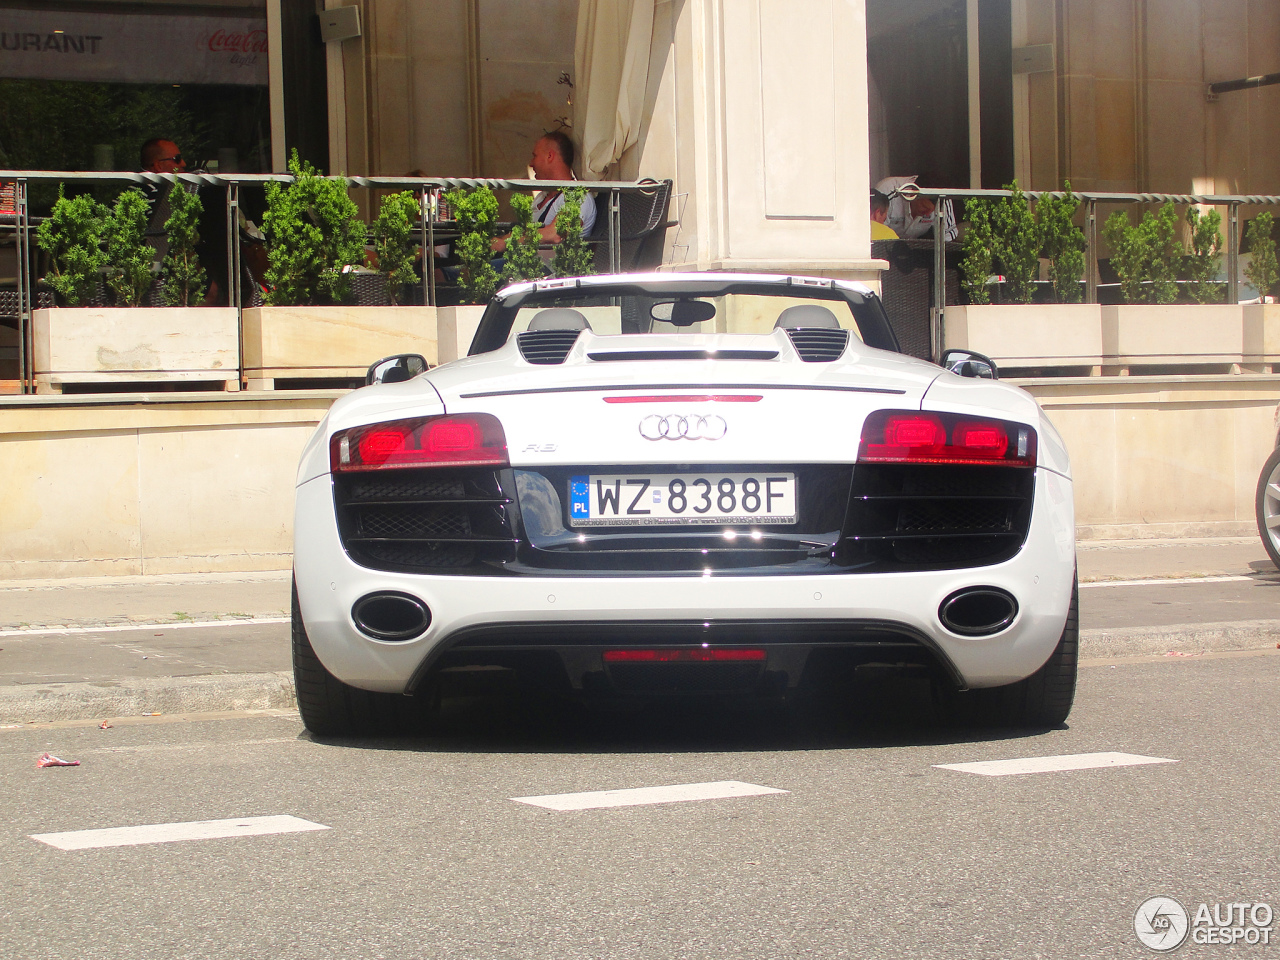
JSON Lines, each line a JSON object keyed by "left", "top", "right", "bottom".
{"left": 293, "top": 467, "right": 1076, "bottom": 694}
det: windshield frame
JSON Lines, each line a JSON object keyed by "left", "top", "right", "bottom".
{"left": 468, "top": 274, "right": 901, "bottom": 356}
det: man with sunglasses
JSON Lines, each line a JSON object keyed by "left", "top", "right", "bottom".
{"left": 138, "top": 138, "right": 190, "bottom": 269}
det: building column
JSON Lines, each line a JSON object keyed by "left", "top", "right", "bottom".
{"left": 639, "top": 0, "right": 879, "bottom": 281}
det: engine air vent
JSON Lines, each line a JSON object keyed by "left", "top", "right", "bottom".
{"left": 786, "top": 328, "right": 850, "bottom": 362}
{"left": 518, "top": 329, "right": 582, "bottom": 364}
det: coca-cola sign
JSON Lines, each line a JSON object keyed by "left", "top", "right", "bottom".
{"left": 207, "top": 29, "right": 268, "bottom": 55}
{"left": 0, "top": 9, "right": 269, "bottom": 86}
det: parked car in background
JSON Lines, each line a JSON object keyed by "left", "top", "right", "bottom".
{"left": 290, "top": 273, "right": 1078, "bottom": 734}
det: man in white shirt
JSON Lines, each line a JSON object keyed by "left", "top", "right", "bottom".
{"left": 493, "top": 131, "right": 596, "bottom": 253}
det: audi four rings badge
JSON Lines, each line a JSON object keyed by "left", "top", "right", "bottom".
{"left": 639, "top": 414, "right": 728, "bottom": 440}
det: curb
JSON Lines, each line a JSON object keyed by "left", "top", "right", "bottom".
{"left": 1079, "top": 619, "right": 1280, "bottom": 659}
{"left": 0, "top": 672, "right": 296, "bottom": 725}
{"left": 4, "top": 622, "right": 1278, "bottom": 725}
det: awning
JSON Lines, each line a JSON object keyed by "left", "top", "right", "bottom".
{"left": 573, "top": 0, "right": 655, "bottom": 179}
{"left": 0, "top": 8, "right": 268, "bottom": 86}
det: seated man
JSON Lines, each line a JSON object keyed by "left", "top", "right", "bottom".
{"left": 870, "top": 189, "right": 898, "bottom": 240}
{"left": 492, "top": 130, "right": 596, "bottom": 254}
{"left": 139, "top": 138, "right": 188, "bottom": 262}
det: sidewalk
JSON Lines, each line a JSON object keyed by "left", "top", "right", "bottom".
{"left": 2, "top": 540, "right": 1277, "bottom": 723}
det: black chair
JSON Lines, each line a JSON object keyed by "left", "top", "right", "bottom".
{"left": 872, "top": 239, "right": 962, "bottom": 361}
{"left": 586, "top": 179, "right": 674, "bottom": 274}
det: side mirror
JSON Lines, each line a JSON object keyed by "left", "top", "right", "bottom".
{"left": 366, "top": 354, "right": 428, "bottom": 386}
{"left": 940, "top": 348, "right": 998, "bottom": 380}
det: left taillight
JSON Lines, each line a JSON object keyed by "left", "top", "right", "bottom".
{"left": 858, "top": 409, "right": 1036, "bottom": 466}
{"left": 330, "top": 414, "right": 509, "bottom": 472}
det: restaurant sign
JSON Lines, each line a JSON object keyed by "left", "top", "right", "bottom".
{"left": 0, "top": 8, "right": 268, "bottom": 86}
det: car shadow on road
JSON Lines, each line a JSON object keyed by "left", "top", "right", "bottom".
{"left": 300, "top": 673, "right": 1066, "bottom": 754}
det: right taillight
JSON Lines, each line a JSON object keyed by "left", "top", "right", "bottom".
{"left": 858, "top": 410, "right": 1036, "bottom": 466}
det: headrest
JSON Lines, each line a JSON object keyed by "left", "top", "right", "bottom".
{"left": 774, "top": 305, "right": 841, "bottom": 330}
{"left": 527, "top": 308, "right": 591, "bottom": 332}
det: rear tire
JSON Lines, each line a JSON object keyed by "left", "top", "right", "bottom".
{"left": 1255, "top": 447, "right": 1280, "bottom": 570}
{"left": 292, "top": 580, "right": 427, "bottom": 736}
{"left": 941, "top": 575, "right": 1078, "bottom": 728}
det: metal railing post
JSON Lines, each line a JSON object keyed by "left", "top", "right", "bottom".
{"left": 427, "top": 188, "right": 437, "bottom": 308}
{"left": 931, "top": 195, "right": 947, "bottom": 363}
{"left": 1227, "top": 202, "right": 1240, "bottom": 304}
{"left": 225, "top": 180, "right": 243, "bottom": 387}
{"left": 1085, "top": 198, "right": 1098, "bottom": 304}
{"left": 16, "top": 179, "right": 33, "bottom": 394}
{"left": 609, "top": 188, "right": 621, "bottom": 273}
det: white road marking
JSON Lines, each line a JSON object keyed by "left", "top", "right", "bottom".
{"left": 1081, "top": 575, "right": 1259, "bottom": 589}
{"left": 30, "top": 815, "right": 329, "bottom": 850}
{"left": 935, "top": 751, "right": 1178, "bottom": 777}
{"left": 511, "top": 780, "right": 788, "bottom": 811}
{"left": 0, "top": 618, "right": 289, "bottom": 638}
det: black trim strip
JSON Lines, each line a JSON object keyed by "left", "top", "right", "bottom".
{"left": 459, "top": 382, "right": 908, "bottom": 399}
{"left": 405, "top": 617, "right": 965, "bottom": 693}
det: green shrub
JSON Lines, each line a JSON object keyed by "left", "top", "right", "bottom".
{"left": 499, "top": 192, "right": 547, "bottom": 288}
{"left": 446, "top": 185, "right": 499, "bottom": 305}
{"left": 1245, "top": 212, "right": 1278, "bottom": 301}
{"left": 1038, "top": 183, "right": 1086, "bottom": 303}
{"left": 989, "top": 181, "right": 1040, "bottom": 304}
{"left": 960, "top": 197, "right": 994, "bottom": 305}
{"left": 262, "top": 151, "right": 367, "bottom": 306}
{"left": 372, "top": 191, "right": 420, "bottom": 305}
{"left": 162, "top": 185, "right": 207, "bottom": 307}
{"left": 551, "top": 187, "right": 594, "bottom": 279}
{"left": 36, "top": 187, "right": 109, "bottom": 306}
{"left": 104, "top": 188, "right": 157, "bottom": 308}
{"left": 1184, "top": 206, "right": 1224, "bottom": 304}
{"left": 1102, "top": 202, "right": 1180, "bottom": 304}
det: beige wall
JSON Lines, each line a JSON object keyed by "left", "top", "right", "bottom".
{"left": 330, "top": 0, "right": 576, "bottom": 178}
{"left": 0, "top": 394, "right": 337, "bottom": 578}
{"left": 1056, "top": 0, "right": 1280, "bottom": 195}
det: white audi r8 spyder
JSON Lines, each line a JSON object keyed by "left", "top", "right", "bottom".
{"left": 291, "top": 273, "right": 1077, "bottom": 734}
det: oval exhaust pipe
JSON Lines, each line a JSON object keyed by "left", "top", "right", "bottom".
{"left": 352, "top": 592, "right": 431, "bottom": 641}
{"left": 939, "top": 587, "right": 1018, "bottom": 637}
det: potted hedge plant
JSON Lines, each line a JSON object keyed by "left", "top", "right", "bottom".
{"left": 1242, "top": 212, "right": 1280, "bottom": 369}
{"left": 372, "top": 190, "right": 421, "bottom": 306}
{"left": 242, "top": 152, "right": 439, "bottom": 388}
{"left": 947, "top": 182, "right": 1102, "bottom": 374}
{"left": 31, "top": 184, "right": 238, "bottom": 394}
{"left": 1099, "top": 202, "right": 1244, "bottom": 373}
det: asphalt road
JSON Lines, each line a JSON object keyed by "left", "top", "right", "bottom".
{"left": 3, "top": 650, "right": 1277, "bottom": 959}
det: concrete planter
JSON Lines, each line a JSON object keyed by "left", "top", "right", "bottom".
{"left": 1100, "top": 304, "right": 1245, "bottom": 372}
{"left": 1242, "top": 303, "right": 1280, "bottom": 372}
{"left": 944, "top": 304, "right": 1104, "bottom": 373}
{"left": 436, "top": 305, "right": 487, "bottom": 365}
{"left": 241, "top": 305, "right": 438, "bottom": 388}
{"left": 32, "top": 307, "right": 239, "bottom": 394}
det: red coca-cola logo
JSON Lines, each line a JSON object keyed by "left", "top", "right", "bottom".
{"left": 207, "top": 29, "right": 268, "bottom": 54}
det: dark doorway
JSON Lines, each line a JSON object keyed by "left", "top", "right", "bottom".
{"left": 867, "top": 0, "right": 970, "bottom": 189}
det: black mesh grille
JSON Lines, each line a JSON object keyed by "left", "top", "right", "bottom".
{"left": 786, "top": 328, "right": 850, "bottom": 362}
{"left": 837, "top": 463, "right": 1034, "bottom": 571}
{"left": 334, "top": 468, "right": 517, "bottom": 573}
{"left": 360, "top": 507, "right": 471, "bottom": 540}
{"left": 347, "top": 477, "right": 466, "bottom": 502}
{"left": 518, "top": 329, "right": 582, "bottom": 364}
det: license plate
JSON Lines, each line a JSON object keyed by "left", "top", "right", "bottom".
{"left": 568, "top": 473, "right": 797, "bottom": 526}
